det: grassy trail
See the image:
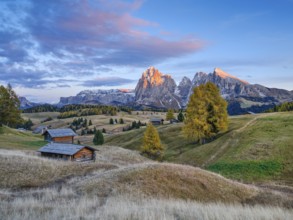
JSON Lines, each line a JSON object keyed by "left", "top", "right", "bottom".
{"left": 202, "top": 114, "right": 271, "bottom": 167}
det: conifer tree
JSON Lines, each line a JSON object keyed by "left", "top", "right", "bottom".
{"left": 141, "top": 123, "right": 164, "bottom": 160}
{"left": 183, "top": 82, "right": 228, "bottom": 144}
{"left": 0, "top": 84, "right": 22, "bottom": 127}
{"left": 166, "top": 109, "right": 175, "bottom": 120}
{"left": 177, "top": 111, "right": 184, "bottom": 122}
{"left": 109, "top": 118, "right": 114, "bottom": 124}
{"left": 93, "top": 130, "right": 104, "bottom": 145}
{"left": 89, "top": 119, "right": 92, "bottom": 126}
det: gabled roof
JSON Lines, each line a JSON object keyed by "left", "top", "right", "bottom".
{"left": 44, "top": 129, "right": 77, "bottom": 137}
{"left": 38, "top": 143, "right": 96, "bottom": 155}
{"left": 150, "top": 118, "right": 163, "bottom": 122}
{"left": 33, "top": 125, "right": 47, "bottom": 133}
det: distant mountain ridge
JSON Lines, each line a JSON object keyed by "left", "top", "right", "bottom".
{"left": 57, "top": 89, "right": 135, "bottom": 107}
{"left": 19, "top": 97, "right": 40, "bottom": 110}
{"left": 20, "top": 67, "right": 293, "bottom": 115}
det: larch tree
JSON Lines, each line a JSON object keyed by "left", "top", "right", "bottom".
{"left": 183, "top": 82, "right": 228, "bottom": 144}
{"left": 166, "top": 109, "right": 175, "bottom": 121}
{"left": 141, "top": 123, "right": 164, "bottom": 160}
{"left": 0, "top": 84, "right": 22, "bottom": 127}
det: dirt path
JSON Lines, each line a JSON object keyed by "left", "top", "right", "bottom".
{"left": 202, "top": 114, "right": 267, "bottom": 167}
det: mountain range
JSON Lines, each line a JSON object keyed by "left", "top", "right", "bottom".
{"left": 20, "top": 67, "right": 293, "bottom": 115}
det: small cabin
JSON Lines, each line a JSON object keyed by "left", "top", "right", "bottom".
{"left": 38, "top": 143, "right": 96, "bottom": 162}
{"left": 150, "top": 118, "right": 164, "bottom": 125}
{"left": 170, "top": 119, "right": 179, "bottom": 124}
{"left": 33, "top": 125, "right": 48, "bottom": 134}
{"left": 43, "top": 129, "right": 77, "bottom": 144}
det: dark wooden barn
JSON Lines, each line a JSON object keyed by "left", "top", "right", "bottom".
{"left": 150, "top": 118, "right": 164, "bottom": 125}
{"left": 38, "top": 143, "right": 96, "bottom": 162}
{"left": 43, "top": 129, "right": 77, "bottom": 144}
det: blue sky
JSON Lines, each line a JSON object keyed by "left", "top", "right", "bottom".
{"left": 0, "top": 0, "right": 292, "bottom": 103}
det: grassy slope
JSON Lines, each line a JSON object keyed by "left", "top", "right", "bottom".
{"left": 105, "top": 112, "right": 293, "bottom": 185}
{"left": 1, "top": 149, "right": 292, "bottom": 209}
{"left": 1, "top": 149, "right": 293, "bottom": 219}
{"left": 0, "top": 126, "right": 47, "bottom": 150}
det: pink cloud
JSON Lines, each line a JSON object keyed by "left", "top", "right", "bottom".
{"left": 28, "top": 0, "right": 205, "bottom": 66}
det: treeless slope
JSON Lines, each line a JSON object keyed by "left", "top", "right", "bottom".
{"left": 79, "top": 162, "right": 258, "bottom": 204}
{"left": 0, "top": 150, "right": 116, "bottom": 188}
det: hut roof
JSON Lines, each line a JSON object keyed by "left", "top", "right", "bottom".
{"left": 150, "top": 118, "right": 163, "bottom": 122}
{"left": 33, "top": 125, "right": 47, "bottom": 134}
{"left": 38, "top": 143, "right": 96, "bottom": 155}
{"left": 44, "top": 129, "right": 77, "bottom": 137}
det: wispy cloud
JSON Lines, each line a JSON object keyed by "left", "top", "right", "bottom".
{"left": 82, "top": 77, "right": 135, "bottom": 87}
{"left": 0, "top": 0, "right": 204, "bottom": 88}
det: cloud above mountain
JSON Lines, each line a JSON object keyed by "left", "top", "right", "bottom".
{"left": 82, "top": 77, "right": 135, "bottom": 87}
{"left": 0, "top": 0, "right": 204, "bottom": 88}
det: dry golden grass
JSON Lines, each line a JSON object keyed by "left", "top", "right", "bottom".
{"left": 1, "top": 146, "right": 293, "bottom": 219}
{"left": 79, "top": 162, "right": 259, "bottom": 204}
{"left": 0, "top": 189, "right": 292, "bottom": 220}
{"left": 0, "top": 149, "right": 116, "bottom": 188}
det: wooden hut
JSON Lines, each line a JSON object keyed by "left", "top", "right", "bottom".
{"left": 43, "top": 129, "right": 77, "bottom": 144}
{"left": 33, "top": 125, "right": 48, "bottom": 134}
{"left": 38, "top": 143, "right": 96, "bottom": 162}
{"left": 150, "top": 118, "right": 164, "bottom": 125}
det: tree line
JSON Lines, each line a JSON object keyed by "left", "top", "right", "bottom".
{"left": 266, "top": 102, "right": 293, "bottom": 112}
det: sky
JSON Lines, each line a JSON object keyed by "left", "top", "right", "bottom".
{"left": 0, "top": 0, "right": 292, "bottom": 103}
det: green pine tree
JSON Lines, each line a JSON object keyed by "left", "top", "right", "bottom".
{"left": 177, "top": 111, "right": 184, "bottom": 122}
{"left": 93, "top": 130, "right": 104, "bottom": 145}
{"left": 109, "top": 118, "right": 114, "bottom": 124}
{"left": 89, "top": 119, "right": 92, "bottom": 126}
{"left": 141, "top": 123, "right": 164, "bottom": 160}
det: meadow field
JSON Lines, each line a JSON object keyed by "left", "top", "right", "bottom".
{"left": 1, "top": 111, "right": 293, "bottom": 219}
{"left": 0, "top": 148, "right": 292, "bottom": 220}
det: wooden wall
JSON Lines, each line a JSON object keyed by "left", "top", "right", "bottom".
{"left": 53, "top": 136, "right": 73, "bottom": 143}
{"left": 73, "top": 148, "right": 94, "bottom": 161}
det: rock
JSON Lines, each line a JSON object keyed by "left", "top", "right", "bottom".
{"left": 134, "top": 67, "right": 182, "bottom": 109}
{"left": 58, "top": 89, "right": 135, "bottom": 106}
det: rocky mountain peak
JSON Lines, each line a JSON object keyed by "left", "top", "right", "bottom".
{"left": 176, "top": 76, "right": 192, "bottom": 107}
{"left": 135, "top": 67, "right": 181, "bottom": 109}
{"left": 213, "top": 68, "right": 249, "bottom": 85}
{"left": 141, "top": 66, "right": 166, "bottom": 88}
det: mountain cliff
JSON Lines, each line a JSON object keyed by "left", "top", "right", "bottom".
{"left": 58, "top": 89, "right": 135, "bottom": 106}
{"left": 54, "top": 67, "right": 293, "bottom": 115}
{"left": 134, "top": 66, "right": 182, "bottom": 109}
{"left": 19, "top": 97, "right": 40, "bottom": 109}
{"left": 188, "top": 68, "right": 293, "bottom": 114}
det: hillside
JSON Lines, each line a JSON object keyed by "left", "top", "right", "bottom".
{"left": 105, "top": 112, "right": 293, "bottom": 186}
{"left": 1, "top": 148, "right": 293, "bottom": 220}
{"left": 0, "top": 126, "right": 46, "bottom": 150}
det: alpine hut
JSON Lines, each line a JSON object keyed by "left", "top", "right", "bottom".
{"left": 38, "top": 142, "right": 96, "bottom": 162}
{"left": 43, "top": 128, "right": 77, "bottom": 144}
{"left": 149, "top": 118, "right": 164, "bottom": 125}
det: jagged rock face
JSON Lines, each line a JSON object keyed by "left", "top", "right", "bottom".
{"left": 175, "top": 76, "right": 192, "bottom": 107}
{"left": 190, "top": 68, "right": 249, "bottom": 100}
{"left": 58, "top": 89, "right": 135, "bottom": 106}
{"left": 134, "top": 67, "right": 182, "bottom": 109}
{"left": 188, "top": 68, "right": 293, "bottom": 114}
{"left": 19, "top": 97, "right": 39, "bottom": 109}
